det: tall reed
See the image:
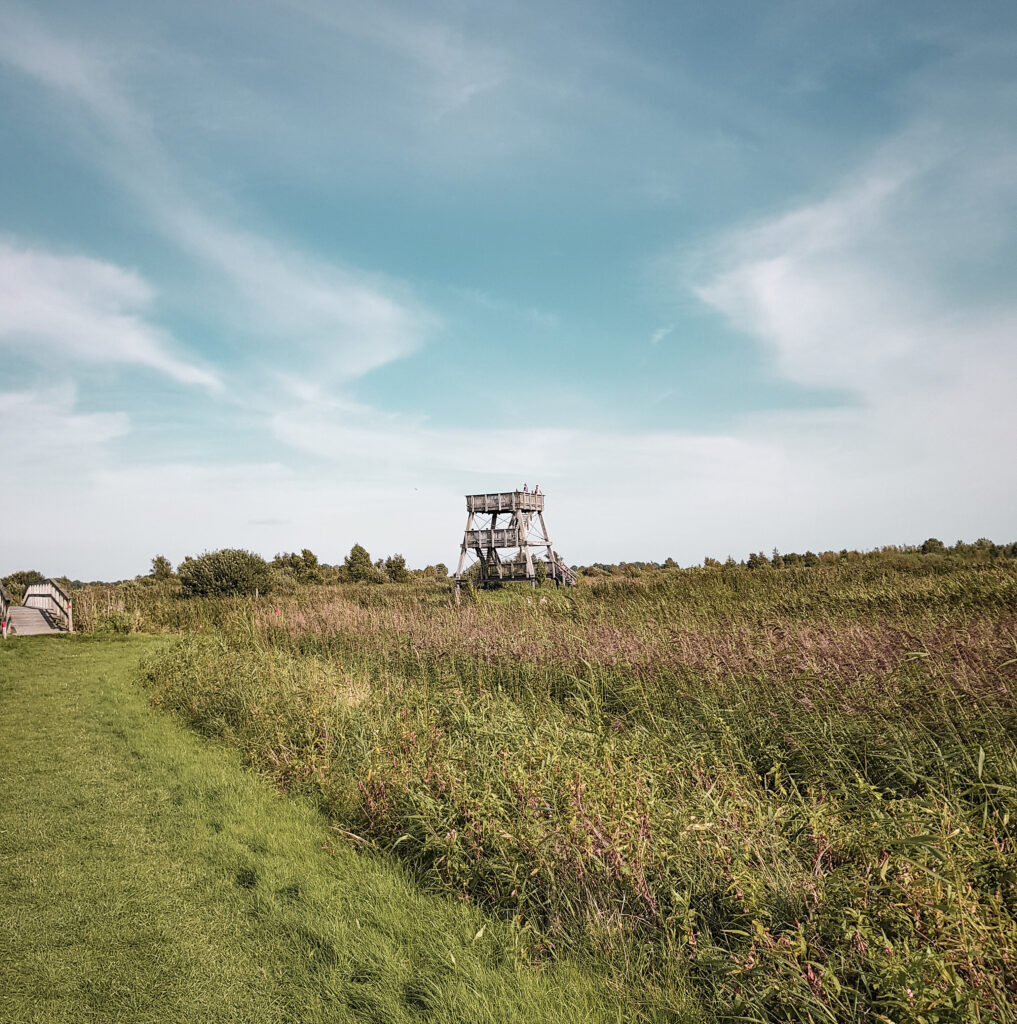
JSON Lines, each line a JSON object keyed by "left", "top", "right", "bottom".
{"left": 128, "top": 564, "right": 1017, "bottom": 1021}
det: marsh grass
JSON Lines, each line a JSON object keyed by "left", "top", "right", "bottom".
{"left": 113, "top": 564, "right": 1017, "bottom": 1021}
{"left": 0, "top": 637, "right": 639, "bottom": 1024}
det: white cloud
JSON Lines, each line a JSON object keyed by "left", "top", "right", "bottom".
{"left": 684, "top": 80, "right": 1017, "bottom": 547}
{"left": 0, "top": 7, "right": 140, "bottom": 135}
{"left": 0, "top": 384, "right": 128, "bottom": 475}
{"left": 692, "top": 75, "right": 1017, "bottom": 402}
{"left": 0, "top": 240, "right": 220, "bottom": 387}
{"left": 0, "top": 6, "right": 430, "bottom": 383}
{"left": 169, "top": 212, "right": 431, "bottom": 380}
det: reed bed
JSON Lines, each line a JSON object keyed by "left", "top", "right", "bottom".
{"left": 91, "top": 565, "right": 1017, "bottom": 1021}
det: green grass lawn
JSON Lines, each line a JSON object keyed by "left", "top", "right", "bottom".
{"left": 0, "top": 636, "right": 637, "bottom": 1024}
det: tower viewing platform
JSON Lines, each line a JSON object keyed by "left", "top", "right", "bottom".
{"left": 465, "top": 491, "right": 544, "bottom": 514}
{"left": 455, "top": 489, "right": 575, "bottom": 589}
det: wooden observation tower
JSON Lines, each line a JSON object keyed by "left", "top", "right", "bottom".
{"left": 454, "top": 490, "right": 577, "bottom": 589}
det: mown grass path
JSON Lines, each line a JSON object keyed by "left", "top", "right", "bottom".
{"left": 0, "top": 637, "right": 629, "bottom": 1024}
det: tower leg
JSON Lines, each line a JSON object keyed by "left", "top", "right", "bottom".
{"left": 537, "top": 511, "right": 555, "bottom": 583}
{"left": 455, "top": 511, "right": 474, "bottom": 586}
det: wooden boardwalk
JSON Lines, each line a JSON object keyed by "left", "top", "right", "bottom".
{"left": 1, "top": 580, "right": 73, "bottom": 638}
{"left": 6, "top": 607, "right": 65, "bottom": 636}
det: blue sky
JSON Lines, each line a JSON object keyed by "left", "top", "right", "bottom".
{"left": 1, "top": 0, "right": 1015, "bottom": 579}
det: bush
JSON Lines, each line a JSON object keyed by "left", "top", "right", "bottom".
{"left": 271, "top": 549, "right": 323, "bottom": 584}
{"left": 177, "top": 549, "right": 272, "bottom": 597}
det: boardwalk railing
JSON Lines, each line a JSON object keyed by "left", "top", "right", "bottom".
{"left": 0, "top": 583, "right": 10, "bottom": 640}
{"left": 24, "top": 579, "right": 74, "bottom": 632}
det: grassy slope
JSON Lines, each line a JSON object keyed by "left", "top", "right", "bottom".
{"left": 0, "top": 636, "right": 635, "bottom": 1024}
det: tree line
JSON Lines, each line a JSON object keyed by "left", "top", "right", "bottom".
{"left": 578, "top": 537, "right": 1017, "bottom": 577}
{"left": 148, "top": 545, "right": 450, "bottom": 597}
{"left": 5, "top": 536, "right": 1014, "bottom": 600}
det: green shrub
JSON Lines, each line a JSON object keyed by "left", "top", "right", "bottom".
{"left": 101, "top": 609, "right": 135, "bottom": 633}
{"left": 177, "top": 549, "right": 272, "bottom": 597}
{"left": 2, "top": 569, "right": 46, "bottom": 605}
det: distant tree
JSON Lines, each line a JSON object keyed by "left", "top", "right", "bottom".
{"left": 1, "top": 569, "right": 46, "bottom": 604}
{"left": 150, "top": 555, "right": 173, "bottom": 579}
{"left": 462, "top": 561, "right": 484, "bottom": 584}
{"left": 663, "top": 557, "right": 679, "bottom": 570}
{"left": 434, "top": 562, "right": 449, "bottom": 578}
{"left": 3, "top": 569, "right": 45, "bottom": 588}
{"left": 747, "top": 551, "right": 770, "bottom": 570}
{"left": 703, "top": 557, "right": 721, "bottom": 568}
{"left": 921, "top": 537, "right": 946, "bottom": 555}
{"left": 534, "top": 560, "right": 547, "bottom": 585}
{"left": 383, "top": 554, "right": 409, "bottom": 583}
{"left": 178, "top": 549, "right": 272, "bottom": 597}
{"left": 271, "top": 548, "right": 322, "bottom": 583}
{"left": 771, "top": 548, "right": 785, "bottom": 569}
{"left": 342, "top": 543, "right": 382, "bottom": 583}
{"left": 803, "top": 551, "right": 819, "bottom": 567}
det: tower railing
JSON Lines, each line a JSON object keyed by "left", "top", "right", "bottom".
{"left": 464, "top": 527, "right": 524, "bottom": 548}
{"left": 466, "top": 491, "right": 544, "bottom": 513}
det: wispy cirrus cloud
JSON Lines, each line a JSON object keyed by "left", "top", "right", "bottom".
{"left": 279, "top": 0, "right": 511, "bottom": 120}
{"left": 0, "top": 239, "right": 220, "bottom": 388}
{"left": 684, "top": 56, "right": 1017, "bottom": 537}
{"left": 691, "top": 42, "right": 1017, "bottom": 404}
{"left": 0, "top": 3, "right": 431, "bottom": 384}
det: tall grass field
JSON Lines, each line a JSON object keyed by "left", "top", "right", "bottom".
{"left": 76, "top": 562, "right": 1017, "bottom": 1021}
